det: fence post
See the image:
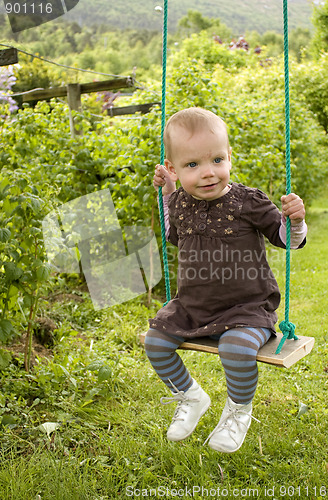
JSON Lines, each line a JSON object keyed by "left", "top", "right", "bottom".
{"left": 67, "top": 83, "right": 82, "bottom": 137}
{"left": 0, "top": 47, "right": 18, "bottom": 66}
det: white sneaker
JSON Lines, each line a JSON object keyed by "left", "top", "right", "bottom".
{"left": 160, "top": 380, "right": 211, "bottom": 441}
{"left": 206, "top": 397, "right": 258, "bottom": 453}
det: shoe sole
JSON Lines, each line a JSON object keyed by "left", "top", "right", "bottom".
{"left": 167, "top": 396, "right": 211, "bottom": 442}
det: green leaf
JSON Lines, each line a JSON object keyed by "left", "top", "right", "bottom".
{"left": 86, "top": 360, "right": 103, "bottom": 371}
{"left": 36, "top": 263, "right": 51, "bottom": 282}
{"left": 4, "top": 262, "right": 23, "bottom": 281}
{"left": 0, "top": 320, "right": 13, "bottom": 342}
{"left": 8, "top": 249, "right": 20, "bottom": 262}
{"left": 1, "top": 415, "right": 16, "bottom": 427}
{"left": 22, "top": 294, "right": 34, "bottom": 308}
{"left": 30, "top": 198, "right": 41, "bottom": 213}
{"left": 16, "top": 178, "right": 28, "bottom": 190}
{"left": 98, "top": 365, "right": 111, "bottom": 382}
{"left": 0, "top": 228, "right": 11, "bottom": 242}
{"left": 0, "top": 349, "right": 12, "bottom": 370}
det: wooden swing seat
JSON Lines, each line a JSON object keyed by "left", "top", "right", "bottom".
{"left": 139, "top": 332, "right": 314, "bottom": 368}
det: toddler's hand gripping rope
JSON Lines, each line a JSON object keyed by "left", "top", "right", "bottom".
{"left": 276, "top": 0, "right": 298, "bottom": 354}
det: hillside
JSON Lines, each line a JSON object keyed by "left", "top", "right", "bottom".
{"left": 65, "top": 0, "right": 314, "bottom": 34}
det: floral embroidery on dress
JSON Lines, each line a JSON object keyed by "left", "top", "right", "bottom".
{"left": 169, "top": 185, "right": 242, "bottom": 241}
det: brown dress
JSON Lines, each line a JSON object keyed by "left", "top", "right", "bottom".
{"left": 149, "top": 183, "right": 305, "bottom": 339}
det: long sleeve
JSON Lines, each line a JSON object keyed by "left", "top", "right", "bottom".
{"left": 279, "top": 217, "right": 307, "bottom": 249}
{"left": 157, "top": 194, "right": 171, "bottom": 240}
{"left": 243, "top": 188, "right": 306, "bottom": 249}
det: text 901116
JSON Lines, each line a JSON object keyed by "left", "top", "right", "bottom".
{"left": 3, "top": 0, "right": 80, "bottom": 33}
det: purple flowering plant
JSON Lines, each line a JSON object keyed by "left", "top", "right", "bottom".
{"left": 0, "top": 66, "right": 18, "bottom": 116}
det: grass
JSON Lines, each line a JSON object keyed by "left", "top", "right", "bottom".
{"left": 1, "top": 195, "right": 328, "bottom": 499}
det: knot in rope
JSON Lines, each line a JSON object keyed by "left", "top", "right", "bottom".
{"left": 276, "top": 320, "right": 298, "bottom": 354}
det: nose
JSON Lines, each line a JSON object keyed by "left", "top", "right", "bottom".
{"left": 201, "top": 163, "right": 215, "bottom": 178}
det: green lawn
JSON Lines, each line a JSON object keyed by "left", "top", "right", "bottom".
{"left": 0, "top": 195, "right": 327, "bottom": 499}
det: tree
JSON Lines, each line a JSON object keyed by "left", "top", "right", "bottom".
{"left": 311, "top": 0, "right": 328, "bottom": 56}
{"left": 178, "top": 10, "right": 232, "bottom": 41}
{"left": 178, "top": 10, "right": 213, "bottom": 33}
{"left": 289, "top": 28, "right": 312, "bottom": 61}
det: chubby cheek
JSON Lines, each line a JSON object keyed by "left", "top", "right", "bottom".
{"left": 182, "top": 173, "right": 198, "bottom": 188}
{"left": 222, "top": 166, "right": 231, "bottom": 179}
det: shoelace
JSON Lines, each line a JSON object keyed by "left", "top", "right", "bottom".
{"left": 160, "top": 379, "right": 200, "bottom": 422}
{"left": 204, "top": 405, "right": 260, "bottom": 446}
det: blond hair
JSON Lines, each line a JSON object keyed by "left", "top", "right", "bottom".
{"left": 164, "top": 108, "right": 229, "bottom": 161}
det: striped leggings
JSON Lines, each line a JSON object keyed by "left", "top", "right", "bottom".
{"left": 144, "top": 327, "right": 271, "bottom": 404}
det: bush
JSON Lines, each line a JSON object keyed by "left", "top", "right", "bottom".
{"left": 293, "top": 54, "right": 328, "bottom": 134}
{"left": 0, "top": 168, "right": 52, "bottom": 362}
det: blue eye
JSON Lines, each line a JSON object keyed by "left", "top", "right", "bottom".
{"left": 187, "top": 162, "right": 197, "bottom": 168}
{"left": 214, "top": 157, "right": 222, "bottom": 164}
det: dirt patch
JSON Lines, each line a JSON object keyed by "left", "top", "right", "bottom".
{"left": 33, "top": 317, "right": 57, "bottom": 347}
{"left": 5, "top": 331, "right": 53, "bottom": 367}
{"left": 48, "top": 292, "right": 84, "bottom": 303}
{"left": 5, "top": 317, "right": 58, "bottom": 367}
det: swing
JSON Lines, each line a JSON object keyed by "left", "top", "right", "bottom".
{"left": 139, "top": 0, "right": 314, "bottom": 368}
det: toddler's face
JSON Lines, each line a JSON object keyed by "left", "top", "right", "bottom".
{"left": 165, "top": 124, "right": 232, "bottom": 201}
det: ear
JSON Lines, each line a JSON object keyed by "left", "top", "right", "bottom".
{"left": 228, "top": 147, "right": 232, "bottom": 169}
{"left": 164, "top": 159, "right": 179, "bottom": 182}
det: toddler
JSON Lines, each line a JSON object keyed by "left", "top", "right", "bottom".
{"left": 145, "top": 107, "right": 307, "bottom": 453}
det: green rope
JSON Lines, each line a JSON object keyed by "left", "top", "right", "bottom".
{"left": 158, "top": 0, "right": 171, "bottom": 304}
{"left": 276, "top": 0, "right": 298, "bottom": 355}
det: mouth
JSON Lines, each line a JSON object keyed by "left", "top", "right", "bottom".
{"left": 199, "top": 183, "right": 218, "bottom": 190}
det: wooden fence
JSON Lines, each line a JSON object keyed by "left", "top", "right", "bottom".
{"left": 11, "top": 76, "right": 160, "bottom": 136}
